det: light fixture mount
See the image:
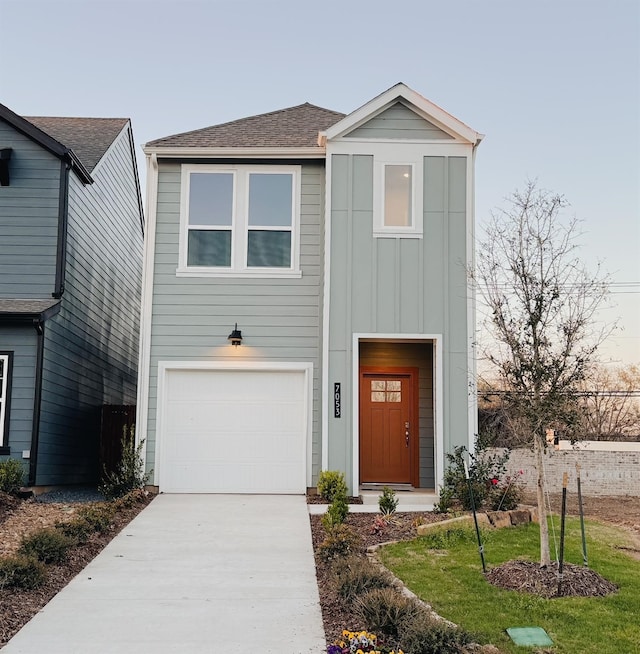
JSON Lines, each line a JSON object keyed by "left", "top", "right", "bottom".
{"left": 227, "top": 323, "right": 243, "bottom": 346}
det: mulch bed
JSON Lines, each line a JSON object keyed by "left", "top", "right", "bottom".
{"left": 310, "top": 511, "right": 446, "bottom": 644}
{"left": 486, "top": 560, "right": 618, "bottom": 598}
{"left": 0, "top": 492, "right": 153, "bottom": 647}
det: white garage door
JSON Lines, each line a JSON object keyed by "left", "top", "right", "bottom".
{"left": 158, "top": 367, "right": 307, "bottom": 493}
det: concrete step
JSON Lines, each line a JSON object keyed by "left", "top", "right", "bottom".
{"left": 308, "top": 490, "right": 437, "bottom": 514}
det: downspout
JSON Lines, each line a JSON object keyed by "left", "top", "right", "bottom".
{"left": 28, "top": 320, "right": 45, "bottom": 486}
{"left": 53, "top": 160, "right": 71, "bottom": 299}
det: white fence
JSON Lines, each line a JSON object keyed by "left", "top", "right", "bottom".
{"left": 489, "top": 442, "right": 640, "bottom": 498}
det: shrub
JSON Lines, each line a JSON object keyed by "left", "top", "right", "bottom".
{"left": 439, "top": 440, "right": 516, "bottom": 511}
{"left": 433, "top": 486, "right": 454, "bottom": 514}
{"left": 99, "top": 429, "right": 151, "bottom": 500}
{"left": 321, "top": 495, "right": 349, "bottom": 531}
{"left": 76, "top": 504, "right": 115, "bottom": 533}
{"left": 0, "top": 555, "right": 46, "bottom": 589}
{"left": 400, "top": 612, "right": 474, "bottom": 654}
{"left": 354, "top": 587, "right": 421, "bottom": 639}
{"left": 318, "top": 524, "right": 360, "bottom": 563}
{"left": 487, "top": 471, "right": 524, "bottom": 511}
{"left": 378, "top": 486, "right": 399, "bottom": 516}
{"left": 0, "top": 458, "right": 24, "bottom": 494}
{"left": 112, "top": 488, "right": 148, "bottom": 511}
{"left": 332, "top": 556, "right": 393, "bottom": 604}
{"left": 54, "top": 517, "right": 93, "bottom": 544}
{"left": 18, "top": 528, "right": 73, "bottom": 564}
{"left": 317, "top": 470, "right": 348, "bottom": 502}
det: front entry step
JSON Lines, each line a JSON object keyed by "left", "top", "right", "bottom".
{"left": 360, "top": 489, "right": 438, "bottom": 511}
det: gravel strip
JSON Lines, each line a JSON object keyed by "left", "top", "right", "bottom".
{"left": 35, "top": 486, "right": 106, "bottom": 504}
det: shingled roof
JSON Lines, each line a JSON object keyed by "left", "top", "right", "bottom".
{"left": 24, "top": 116, "right": 129, "bottom": 172}
{"left": 146, "top": 103, "right": 345, "bottom": 149}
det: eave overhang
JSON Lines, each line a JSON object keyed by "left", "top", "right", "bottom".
{"left": 0, "top": 299, "right": 61, "bottom": 324}
{"left": 0, "top": 103, "right": 93, "bottom": 184}
{"left": 142, "top": 146, "right": 327, "bottom": 160}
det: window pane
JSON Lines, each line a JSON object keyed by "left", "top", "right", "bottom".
{"left": 387, "top": 381, "right": 401, "bottom": 391}
{"left": 247, "top": 230, "right": 291, "bottom": 267}
{"left": 188, "top": 230, "right": 231, "bottom": 266}
{"left": 189, "top": 173, "right": 233, "bottom": 226}
{"left": 371, "top": 392, "right": 386, "bottom": 402}
{"left": 248, "top": 174, "right": 292, "bottom": 226}
{"left": 371, "top": 380, "right": 385, "bottom": 391}
{"left": 384, "top": 165, "right": 412, "bottom": 227}
{"left": 387, "top": 392, "right": 401, "bottom": 402}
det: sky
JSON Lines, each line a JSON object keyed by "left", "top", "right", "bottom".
{"left": 1, "top": 0, "right": 638, "bottom": 366}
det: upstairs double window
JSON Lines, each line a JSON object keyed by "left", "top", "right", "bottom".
{"left": 179, "top": 164, "right": 301, "bottom": 277}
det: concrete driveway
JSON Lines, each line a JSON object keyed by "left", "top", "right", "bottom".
{"left": 2, "top": 495, "right": 326, "bottom": 654}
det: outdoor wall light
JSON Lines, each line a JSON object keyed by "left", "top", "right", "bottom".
{"left": 227, "top": 323, "right": 243, "bottom": 346}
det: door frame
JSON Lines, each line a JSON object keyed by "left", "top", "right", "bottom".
{"left": 351, "top": 334, "right": 444, "bottom": 493}
{"left": 359, "top": 366, "right": 419, "bottom": 487}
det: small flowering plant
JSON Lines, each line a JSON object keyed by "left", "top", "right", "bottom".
{"left": 488, "top": 469, "right": 524, "bottom": 511}
{"left": 327, "top": 630, "right": 404, "bottom": 654}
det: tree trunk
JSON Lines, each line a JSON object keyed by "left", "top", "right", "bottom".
{"left": 534, "top": 435, "right": 551, "bottom": 566}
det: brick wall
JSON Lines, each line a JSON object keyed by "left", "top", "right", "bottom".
{"left": 488, "top": 444, "right": 640, "bottom": 498}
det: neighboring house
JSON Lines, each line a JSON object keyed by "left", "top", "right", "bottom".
{"left": 138, "top": 83, "right": 483, "bottom": 495}
{"left": 0, "top": 104, "right": 144, "bottom": 486}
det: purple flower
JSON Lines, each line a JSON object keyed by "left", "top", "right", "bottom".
{"left": 327, "top": 646, "right": 343, "bottom": 654}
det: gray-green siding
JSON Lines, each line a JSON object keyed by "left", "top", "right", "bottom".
{"left": 36, "top": 127, "right": 143, "bottom": 485}
{"left": 347, "top": 102, "right": 454, "bottom": 141}
{"left": 328, "top": 153, "right": 470, "bottom": 490}
{"left": 145, "top": 161, "right": 325, "bottom": 484}
{"left": 0, "top": 121, "right": 59, "bottom": 298}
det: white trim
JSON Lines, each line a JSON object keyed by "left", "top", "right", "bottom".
{"left": 142, "top": 146, "right": 325, "bottom": 159}
{"left": 350, "top": 333, "right": 444, "bottom": 493}
{"left": 467, "top": 145, "right": 479, "bottom": 453}
{"left": 321, "top": 152, "right": 333, "bottom": 471}
{"left": 135, "top": 153, "right": 159, "bottom": 471}
{"left": 322, "top": 83, "right": 483, "bottom": 145}
{"left": 0, "top": 353, "right": 9, "bottom": 446}
{"left": 374, "top": 159, "right": 423, "bottom": 238}
{"left": 179, "top": 164, "right": 302, "bottom": 277}
{"left": 154, "top": 360, "right": 313, "bottom": 492}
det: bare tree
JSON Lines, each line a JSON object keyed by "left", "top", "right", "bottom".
{"left": 473, "top": 181, "right": 612, "bottom": 566}
{"left": 579, "top": 364, "right": 640, "bottom": 440}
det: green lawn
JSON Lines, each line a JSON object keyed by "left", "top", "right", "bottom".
{"left": 379, "top": 518, "right": 640, "bottom": 653}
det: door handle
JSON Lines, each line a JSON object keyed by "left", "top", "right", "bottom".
{"left": 405, "top": 421, "right": 410, "bottom": 447}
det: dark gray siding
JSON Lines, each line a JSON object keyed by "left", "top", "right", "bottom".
{"left": 0, "top": 326, "right": 37, "bottom": 471}
{"left": 36, "top": 126, "right": 143, "bottom": 485}
{"left": 0, "top": 121, "right": 59, "bottom": 298}
{"left": 347, "top": 103, "right": 454, "bottom": 141}
{"left": 145, "top": 161, "right": 325, "bottom": 483}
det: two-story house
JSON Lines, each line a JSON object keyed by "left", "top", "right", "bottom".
{"left": 0, "top": 103, "right": 144, "bottom": 487}
{"left": 138, "top": 83, "right": 482, "bottom": 495}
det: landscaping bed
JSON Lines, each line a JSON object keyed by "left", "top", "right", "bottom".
{"left": 0, "top": 489, "right": 153, "bottom": 647}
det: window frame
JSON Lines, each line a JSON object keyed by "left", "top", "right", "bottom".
{"left": 0, "top": 352, "right": 13, "bottom": 452}
{"left": 178, "top": 164, "right": 302, "bottom": 278}
{"left": 373, "top": 156, "right": 423, "bottom": 239}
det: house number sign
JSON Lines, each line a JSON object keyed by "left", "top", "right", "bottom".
{"left": 334, "top": 383, "right": 341, "bottom": 418}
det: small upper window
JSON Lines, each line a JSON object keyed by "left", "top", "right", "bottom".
{"left": 374, "top": 158, "right": 422, "bottom": 238}
{"left": 179, "top": 165, "right": 301, "bottom": 277}
{"left": 384, "top": 165, "right": 413, "bottom": 227}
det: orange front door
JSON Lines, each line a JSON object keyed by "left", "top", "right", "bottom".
{"left": 359, "top": 368, "right": 418, "bottom": 485}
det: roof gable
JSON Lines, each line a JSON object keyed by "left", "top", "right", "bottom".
{"left": 322, "top": 83, "right": 483, "bottom": 145}
{"left": 145, "top": 103, "right": 345, "bottom": 151}
{"left": 25, "top": 116, "right": 129, "bottom": 173}
{"left": 346, "top": 101, "right": 454, "bottom": 141}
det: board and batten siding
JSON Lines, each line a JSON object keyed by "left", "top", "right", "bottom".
{"left": 0, "top": 120, "right": 60, "bottom": 299}
{"left": 347, "top": 102, "right": 454, "bottom": 141}
{"left": 145, "top": 160, "right": 325, "bottom": 485}
{"left": 36, "top": 126, "right": 143, "bottom": 485}
{"left": 327, "top": 153, "right": 470, "bottom": 488}
{"left": 0, "top": 327, "right": 37, "bottom": 467}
